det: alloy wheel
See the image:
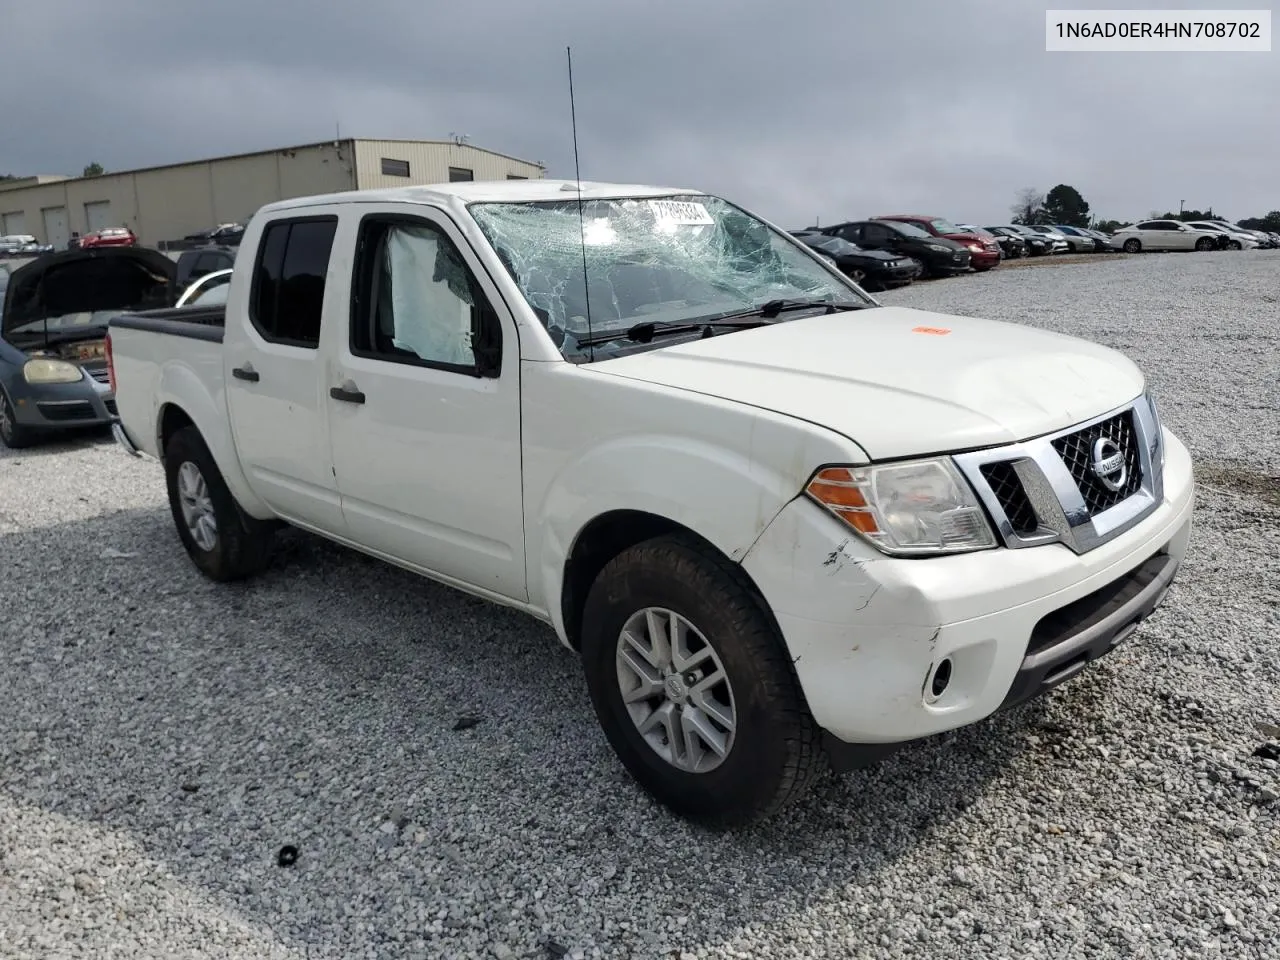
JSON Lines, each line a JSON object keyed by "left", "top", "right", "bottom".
{"left": 615, "top": 607, "right": 737, "bottom": 774}
{"left": 177, "top": 460, "right": 218, "bottom": 551}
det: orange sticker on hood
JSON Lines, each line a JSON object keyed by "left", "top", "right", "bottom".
{"left": 912, "top": 325, "right": 951, "bottom": 335}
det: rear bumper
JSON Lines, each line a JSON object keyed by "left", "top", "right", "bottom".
{"left": 741, "top": 429, "right": 1195, "bottom": 759}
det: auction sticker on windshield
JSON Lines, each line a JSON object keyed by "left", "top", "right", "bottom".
{"left": 648, "top": 200, "right": 715, "bottom": 225}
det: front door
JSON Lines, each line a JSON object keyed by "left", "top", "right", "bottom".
{"left": 325, "top": 207, "right": 526, "bottom": 601}
{"left": 224, "top": 214, "right": 347, "bottom": 534}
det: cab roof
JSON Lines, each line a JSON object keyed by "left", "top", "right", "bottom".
{"left": 257, "top": 179, "right": 707, "bottom": 218}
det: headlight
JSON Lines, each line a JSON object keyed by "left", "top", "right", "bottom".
{"left": 805, "top": 458, "right": 997, "bottom": 556}
{"left": 23, "top": 358, "right": 84, "bottom": 384}
{"left": 965, "top": 243, "right": 982, "bottom": 252}
{"left": 926, "top": 243, "right": 950, "bottom": 252}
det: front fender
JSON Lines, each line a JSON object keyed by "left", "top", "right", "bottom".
{"left": 155, "top": 360, "right": 272, "bottom": 518}
{"left": 534, "top": 422, "right": 856, "bottom": 647}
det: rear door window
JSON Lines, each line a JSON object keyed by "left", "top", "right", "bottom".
{"left": 250, "top": 217, "right": 338, "bottom": 348}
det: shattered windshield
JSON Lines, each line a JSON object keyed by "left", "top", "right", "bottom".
{"left": 468, "top": 194, "right": 872, "bottom": 361}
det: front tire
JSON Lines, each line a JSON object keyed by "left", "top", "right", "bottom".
{"left": 0, "top": 389, "right": 37, "bottom": 449}
{"left": 164, "top": 425, "right": 274, "bottom": 581}
{"left": 1194, "top": 237, "right": 1214, "bottom": 251}
{"left": 1122, "top": 238, "right": 1141, "bottom": 253}
{"left": 580, "top": 534, "right": 825, "bottom": 827}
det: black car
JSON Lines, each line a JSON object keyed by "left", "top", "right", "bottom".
{"left": 986, "top": 226, "right": 1050, "bottom": 257}
{"left": 818, "top": 220, "right": 970, "bottom": 277}
{"left": 172, "top": 245, "right": 237, "bottom": 295}
{"left": 961, "top": 224, "right": 1025, "bottom": 259}
{"left": 791, "top": 231, "right": 917, "bottom": 290}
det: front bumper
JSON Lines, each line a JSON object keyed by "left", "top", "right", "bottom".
{"left": 741, "top": 428, "right": 1194, "bottom": 756}
{"left": 8, "top": 370, "right": 116, "bottom": 431}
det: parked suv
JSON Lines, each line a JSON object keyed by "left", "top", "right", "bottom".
{"left": 872, "top": 214, "right": 1001, "bottom": 271}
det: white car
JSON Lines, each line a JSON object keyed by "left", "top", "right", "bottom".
{"left": 1111, "top": 220, "right": 1222, "bottom": 253}
{"left": 175, "top": 268, "right": 233, "bottom": 307}
{"left": 1184, "top": 222, "right": 1258, "bottom": 250}
{"left": 105, "top": 179, "right": 1195, "bottom": 826}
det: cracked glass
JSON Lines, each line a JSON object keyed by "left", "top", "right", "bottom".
{"left": 468, "top": 194, "right": 872, "bottom": 362}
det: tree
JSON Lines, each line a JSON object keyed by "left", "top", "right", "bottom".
{"left": 1042, "top": 184, "right": 1090, "bottom": 227}
{"left": 1094, "top": 218, "right": 1126, "bottom": 233}
{"left": 0, "top": 173, "right": 16, "bottom": 181}
{"left": 1010, "top": 187, "right": 1046, "bottom": 225}
{"left": 82, "top": 161, "right": 105, "bottom": 177}
{"left": 1239, "top": 211, "right": 1280, "bottom": 231}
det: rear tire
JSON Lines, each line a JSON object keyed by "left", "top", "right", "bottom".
{"left": 580, "top": 534, "right": 826, "bottom": 828}
{"left": 0, "top": 389, "right": 37, "bottom": 449}
{"left": 164, "top": 425, "right": 273, "bottom": 581}
{"left": 1122, "top": 238, "right": 1141, "bottom": 253}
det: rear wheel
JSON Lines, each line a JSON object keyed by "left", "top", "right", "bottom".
{"left": 164, "top": 425, "right": 274, "bottom": 581}
{"left": 0, "top": 390, "right": 37, "bottom": 449}
{"left": 580, "top": 534, "right": 826, "bottom": 827}
{"left": 1122, "top": 238, "right": 1142, "bottom": 253}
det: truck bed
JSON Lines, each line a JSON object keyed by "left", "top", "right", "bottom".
{"left": 108, "top": 304, "right": 228, "bottom": 459}
{"left": 110, "top": 304, "right": 226, "bottom": 342}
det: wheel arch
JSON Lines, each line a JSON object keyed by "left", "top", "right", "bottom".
{"left": 558, "top": 509, "right": 781, "bottom": 654}
{"left": 152, "top": 364, "right": 272, "bottom": 520}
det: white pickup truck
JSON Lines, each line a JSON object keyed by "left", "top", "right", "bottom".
{"left": 106, "top": 180, "right": 1195, "bottom": 826}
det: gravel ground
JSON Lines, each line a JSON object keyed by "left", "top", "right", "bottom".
{"left": 1, "top": 249, "right": 1278, "bottom": 959}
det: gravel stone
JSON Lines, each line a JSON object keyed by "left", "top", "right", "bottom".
{"left": 2, "top": 250, "right": 1279, "bottom": 957}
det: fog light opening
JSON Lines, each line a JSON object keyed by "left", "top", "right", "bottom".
{"left": 927, "top": 658, "right": 953, "bottom": 702}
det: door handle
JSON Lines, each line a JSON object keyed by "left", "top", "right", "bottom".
{"left": 231, "top": 365, "right": 259, "bottom": 382}
{"left": 329, "top": 383, "right": 366, "bottom": 404}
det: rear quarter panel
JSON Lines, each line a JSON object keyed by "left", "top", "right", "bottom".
{"left": 109, "top": 324, "right": 272, "bottom": 517}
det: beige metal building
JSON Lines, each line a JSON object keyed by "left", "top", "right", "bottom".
{"left": 0, "top": 139, "right": 545, "bottom": 248}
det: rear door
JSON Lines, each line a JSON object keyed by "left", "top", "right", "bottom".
{"left": 224, "top": 212, "right": 347, "bottom": 535}
{"left": 324, "top": 206, "right": 526, "bottom": 600}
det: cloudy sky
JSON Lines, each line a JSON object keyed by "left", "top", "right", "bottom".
{"left": 2, "top": 0, "right": 1276, "bottom": 227}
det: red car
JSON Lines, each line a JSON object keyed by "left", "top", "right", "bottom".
{"left": 871, "top": 214, "right": 1001, "bottom": 271}
{"left": 80, "top": 227, "right": 137, "bottom": 249}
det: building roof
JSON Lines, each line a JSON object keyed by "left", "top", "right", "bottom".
{"left": 257, "top": 179, "right": 706, "bottom": 215}
{"left": 0, "top": 139, "right": 545, "bottom": 192}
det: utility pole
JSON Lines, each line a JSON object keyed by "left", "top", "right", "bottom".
{"left": 1179, "top": 199, "right": 1185, "bottom": 217}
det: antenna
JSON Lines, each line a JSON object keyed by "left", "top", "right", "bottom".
{"left": 567, "top": 45, "right": 595, "bottom": 361}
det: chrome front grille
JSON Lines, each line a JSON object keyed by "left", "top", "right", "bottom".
{"left": 952, "top": 396, "right": 1164, "bottom": 555}
{"left": 979, "top": 460, "right": 1038, "bottom": 535}
{"left": 1051, "top": 409, "right": 1142, "bottom": 513}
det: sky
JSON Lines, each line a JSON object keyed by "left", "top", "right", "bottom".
{"left": 1, "top": 0, "right": 1276, "bottom": 228}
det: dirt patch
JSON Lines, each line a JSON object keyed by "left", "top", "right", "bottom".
{"left": 1195, "top": 462, "right": 1280, "bottom": 510}
{"left": 1001, "top": 253, "right": 1132, "bottom": 269}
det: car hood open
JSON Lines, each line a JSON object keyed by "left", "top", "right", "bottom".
{"left": 590, "top": 305, "right": 1145, "bottom": 461}
{"left": 2, "top": 246, "right": 176, "bottom": 341}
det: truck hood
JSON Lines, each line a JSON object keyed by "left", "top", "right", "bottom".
{"left": 590, "top": 305, "right": 1145, "bottom": 460}
{"left": 2, "top": 247, "right": 176, "bottom": 342}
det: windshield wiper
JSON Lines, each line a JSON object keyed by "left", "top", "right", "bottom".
{"left": 578, "top": 298, "right": 865, "bottom": 348}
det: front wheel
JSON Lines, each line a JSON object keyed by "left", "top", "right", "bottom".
{"left": 1228, "top": 239, "right": 1243, "bottom": 250}
{"left": 0, "top": 390, "right": 37, "bottom": 449}
{"left": 1194, "top": 237, "right": 1214, "bottom": 252}
{"left": 580, "top": 535, "right": 826, "bottom": 827}
{"left": 1122, "top": 238, "right": 1142, "bottom": 253}
{"left": 164, "top": 425, "right": 274, "bottom": 581}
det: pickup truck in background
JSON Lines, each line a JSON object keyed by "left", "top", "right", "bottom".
{"left": 106, "top": 180, "right": 1195, "bottom": 827}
